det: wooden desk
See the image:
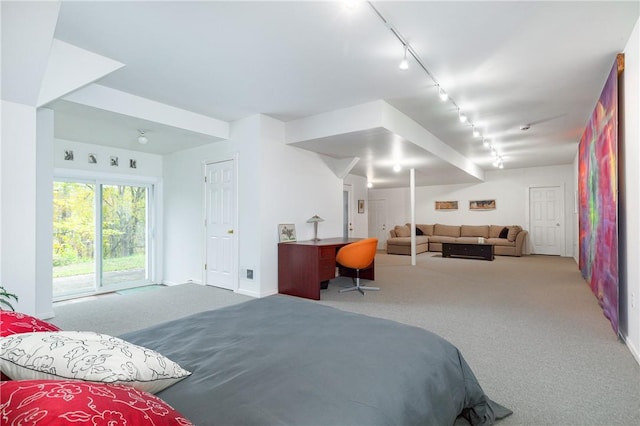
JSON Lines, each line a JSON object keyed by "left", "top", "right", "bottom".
{"left": 278, "top": 238, "right": 375, "bottom": 300}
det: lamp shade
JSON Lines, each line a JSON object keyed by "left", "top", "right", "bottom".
{"left": 306, "top": 215, "right": 324, "bottom": 223}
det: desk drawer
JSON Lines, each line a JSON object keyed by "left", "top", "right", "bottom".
{"left": 319, "top": 247, "right": 335, "bottom": 259}
{"left": 319, "top": 259, "right": 336, "bottom": 281}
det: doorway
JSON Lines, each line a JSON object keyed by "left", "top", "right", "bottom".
{"left": 343, "top": 184, "right": 353, "bottom": 238}
{"left": 52, "top": 179, "right": 153, "bottom": 299}
{"left": 204, "top": 159, "right": 237, "bottom": 291}
{"left": 528, "top": 185, "right": 564, "bottom": 255}
{"left": 368, "top": 199, "right": 387, "bottom": 250}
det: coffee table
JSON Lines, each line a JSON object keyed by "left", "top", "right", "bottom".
{"left": 442, "top": 242, "right": 494, "bottom": 261}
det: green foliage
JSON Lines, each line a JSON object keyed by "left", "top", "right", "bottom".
{"left": 52, "top": 182, "right": 147, "bottom": 267}
{"left": 0, "top": 285, "right": 19, "bottom": 311}
{"left": 53, "top": 254, "right": 146, "bottom": 278}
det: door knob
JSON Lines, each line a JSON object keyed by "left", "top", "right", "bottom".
{"left": 227, "top": 229, "right": 234, "bottom": 234}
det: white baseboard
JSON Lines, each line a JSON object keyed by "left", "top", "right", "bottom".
{"left": 236, "top": 288, "right": 278, "bottom": 298}
{"left": 162, "top": 280, "right": 202, "bottom": 286}
{"left": 37, "top": 311, "right": 55, "bottom": 320}
{"left": 622, "top": 335, "right": 640, "bottom": 366}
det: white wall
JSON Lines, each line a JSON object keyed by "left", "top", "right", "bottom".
{"left": 621, "top": 17, "right": 640, "bottom": 364}
{"left": 369, "top": 165, "right": 575, "bottom": 256}
{"left": 162, "top": 114, "right": 343, "bottom": 298}
{"left": 0, "top": 101, "right": 38, "bottom": 315}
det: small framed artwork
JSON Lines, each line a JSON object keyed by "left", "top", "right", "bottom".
{"left": 278, "top": 224, "right": 296, "bottom": 242}
{"left": 129, "top": 159, "right": 137, "bottom": 169}
{"left": 469, "top": 199, "right": 496, "bottom": 210}
{"left": 358, "top": 199, "right": 365, "bottom": 214}
{"left": 110, "top": 156, "right": 119, "bottom": 167}
{"left": 435, "top": 200, "right": 458, "bottom": 210}
{"left": 88, "top": 154, "right": 97, "bottom": 164}
{"left": 64, "top": 150, "right": 74, "bottom": 161}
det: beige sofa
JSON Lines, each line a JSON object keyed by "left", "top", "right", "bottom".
{"left": 387, "top": 223, "right": 528, "bottom": 257}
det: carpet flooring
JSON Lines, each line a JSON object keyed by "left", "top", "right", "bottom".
{"left": 51, "top": 253, "right": 640, "bottom": 425}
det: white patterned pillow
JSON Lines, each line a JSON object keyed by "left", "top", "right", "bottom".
{"left": 0, "top": 331, "right": 191, "bottom": 394}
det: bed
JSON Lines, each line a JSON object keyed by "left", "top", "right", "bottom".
{"left": 121, "top": 295, "right": 511, "bottom": 425}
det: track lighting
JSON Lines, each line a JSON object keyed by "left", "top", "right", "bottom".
{"left": 137, "top": 130, "right": 148, "bottom": 145}
{"left": 458, "top": 110, "right": 467, "bottom": 123}
{"left": 438, "top": 85, "right": 448, "bottom": 101}
{"left": 472, "top": 126, "right": 480, "bottom": 138}
{"left": 393, "top": 164, "right": 402, "bottom": 172}
{"left": 398, "top": 45, "right": 409, "bottom": 70}
{"left": 482, "top": 138, "right": 490, "bottom": 148}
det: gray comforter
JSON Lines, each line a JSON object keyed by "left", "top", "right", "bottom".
{"left": 121, "top": 295, "right": 511, "bottom": 425}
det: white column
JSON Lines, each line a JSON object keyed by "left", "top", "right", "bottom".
{"left": 410, "top": 168, "right": 416, "bottom": 266}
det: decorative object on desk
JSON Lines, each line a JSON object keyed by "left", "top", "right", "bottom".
{"left": 306, "top": 215, "right": 324, "bottom": 241}
{"left": 64, "top": 150, "right": 74, "bottom": 161}
{"left": 278, "top": 224, "right": 296, "bottom": 242}
{"left": 110, "top": 156, "right": 119, "bottom": 167}
{"left": 435, "top": 200, "right": 458, "bottom": 210}
{"left": 358, "top": 200, "right": 365, "bottom": 214}
{"left": 88, "top": 153, "right": 97, "bottom": 164}
{"left": 130, "top": 159, "right": 137, "bottom": 169}
{"left": 469, "top": 199, "right": 496, "bottom": 210}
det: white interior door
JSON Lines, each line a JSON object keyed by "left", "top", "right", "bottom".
{"left": 529, "top": 186, "right": 564, "bottom": 255}
{"left": 368, "top": 199, "right": 387, "bottom": 250}
{"left": 205, "top": 160, "right": 237, "bottom": 290}
{"left": 343, "top": 184, "right": 353, "bottom": 238}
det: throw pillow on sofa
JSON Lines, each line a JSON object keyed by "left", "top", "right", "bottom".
{"left": 394, "top": 225, "right": 411, "bottom": 237}
{"left": 499, "top": 227, "right": 509, "bottom": 239}
{"left": 507, "top": 226, "right": 522, "bottom": 242}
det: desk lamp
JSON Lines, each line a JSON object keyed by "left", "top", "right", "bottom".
{"left": 307, "top": 215, "right": 324, "bottom": 241}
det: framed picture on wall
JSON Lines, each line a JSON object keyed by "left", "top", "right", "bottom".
{"left": 469, "top": 199, "right": 496, "bottom": 210}
{"left": 278, "top": 224, "right": 296, "bottom": 242}
{"left": 358, "top": 199, "right": 365, "bottom": 214}
{"left": 435, "top": 200, "right": 458, "bottom": 210}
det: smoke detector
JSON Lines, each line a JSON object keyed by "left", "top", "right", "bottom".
{"left": 519, "top": 124, "right": 531, "bottom": 131}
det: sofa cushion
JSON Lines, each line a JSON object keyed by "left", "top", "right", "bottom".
{"left": 499, "top": 227, "right": 509, "bottom": 239}
{"left": 489, "top": 225, "right": 505, "bottom": 238}
{"left": 416, "top": 224, "right": 434, "bottom": 236}
{"left": 460, "top": 225, "right": 489, "bottom": 238}
{"left": 487, "top": 238, "right": 516, "bottom": 247}
{"left": 428, "top": 235, "right": 458, "bottom": 244}
{"left": 387, "top": 236, "right": 429, "bottom": 246}
{"left": 507, "top": 225, "right": 522, "bottom": 242}
{"left": 394, "top": 225, "right": 411, "bottom": 237}
{"left": 434, "top": 224, "right": 461, "bottom": 237}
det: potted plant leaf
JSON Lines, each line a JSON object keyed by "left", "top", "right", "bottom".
{"left": 0, "top": 285, "right": 18, "bottom": 311}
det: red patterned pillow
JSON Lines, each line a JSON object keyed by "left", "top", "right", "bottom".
{"left": 0, "top": 311, "right": 60, "bottom": 337}
{"left": 0, "top": 380, "right": 193, "bottom": 425}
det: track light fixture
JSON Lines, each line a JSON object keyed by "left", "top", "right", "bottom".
{"left": 137, "top": 130, "right": 148, "bottom": 145}
{"left": 393, "top": 164, "right": 402, "bottom": 172}
{"left": 398, "top": 45, "right": 409, "bottom": 70}
{"left": 367, "top": 2, "right": 504, "bottom": 169}
{"left": 438, "top": 85, "right": 448, "bottom": 101}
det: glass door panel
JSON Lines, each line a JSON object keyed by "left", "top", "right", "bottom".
{"left": 52, "top": 182, "right": 96, "bottom": 297}
{"left": 101, "top": 184, "right": 148, "bottom": 287}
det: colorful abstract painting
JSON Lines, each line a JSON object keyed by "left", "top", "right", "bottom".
{"left": 578, "top": 61, "right": 619, "bottom": 335}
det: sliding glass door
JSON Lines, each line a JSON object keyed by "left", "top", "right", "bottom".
{"left": 53, "top": 179, "right": 152, "bottom": 299}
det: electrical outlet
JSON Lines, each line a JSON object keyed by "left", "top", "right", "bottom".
{"left": 247, "top": 269, "right": 254, "bottom": 280}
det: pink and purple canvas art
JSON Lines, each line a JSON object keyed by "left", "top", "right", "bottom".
{"left": 578, "top": 61, "right": 619, "bottom": 334}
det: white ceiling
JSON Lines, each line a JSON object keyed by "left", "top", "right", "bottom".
{"left": 43, "top": 1, "right": 639, "bottom": 187}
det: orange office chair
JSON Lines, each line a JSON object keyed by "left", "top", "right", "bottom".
{"left": 336, "top": 238, "right": 379, "bottom": 295}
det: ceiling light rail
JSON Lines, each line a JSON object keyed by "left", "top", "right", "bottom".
{"left": 367, "top": 1, "right": 503, "bottom": 168}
